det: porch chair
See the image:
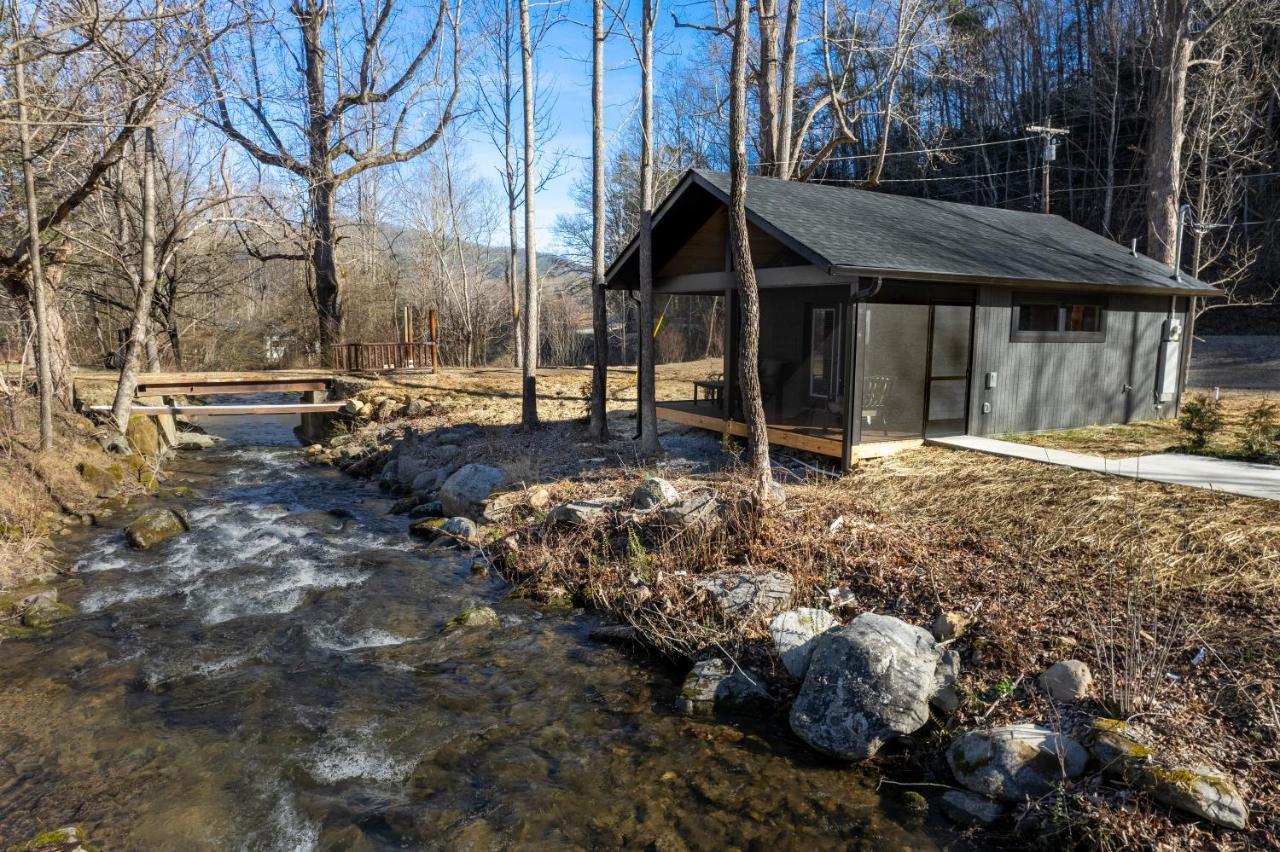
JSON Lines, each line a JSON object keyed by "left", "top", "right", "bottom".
{"left": 862, "top": 375, "right": 893, "bottom": 435}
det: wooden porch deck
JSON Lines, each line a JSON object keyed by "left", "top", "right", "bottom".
{"left": 655, "top": 400, "right": 922, "bottom": 460}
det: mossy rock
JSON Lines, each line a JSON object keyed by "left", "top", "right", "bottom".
{"left": 8, "top": 824, "right": 95, "bottom": 851}
{"left": 445, "top": 606, "right": 500, "bottom": 631}
{"left": 1088, "top": 717, "right": 1153, "bottom": 779}
{"left": 125, "top": 507, "right": 190, "bottom": 549}
{"left": 77, "top": 462, "right": 119, "bottom": 498}
{"left": 126, "top": 415, "right": 161, "bottom": 458}
{"left": 408, "top": 517, "right": 449, "bottom": 540}
{"left": 21, "top": 602, "right": 72, "bottom": 630}
{"left": 119, "top": 453, "right": 161, "bottom": 490}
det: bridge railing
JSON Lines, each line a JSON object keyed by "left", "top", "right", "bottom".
{"left": 333, "top": 342, "right": 436, "bottom": 373}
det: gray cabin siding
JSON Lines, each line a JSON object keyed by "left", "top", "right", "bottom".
{"left": 967, "top": 286, "right": 1181, "bottom": 436}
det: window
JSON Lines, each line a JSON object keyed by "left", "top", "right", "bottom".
{"left": 809, "top": 307, "right": 841, "bottom": 398}
{"left": 1011, "top": 293, "right": 1106, "bottom": 342}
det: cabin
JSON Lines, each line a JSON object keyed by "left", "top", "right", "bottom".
{"left": 606, "top": 169, "right": 1221, "bottom": 468}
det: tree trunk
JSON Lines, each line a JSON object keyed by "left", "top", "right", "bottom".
{"left": 503, "top": 0, "right": 523, "bottom": 369}
{"left": 12, "top": 41, "right": 54, "bottom": 451}
{"left": 519, "top": 0, "right": 539, "bottom": 427}
{"left": 589, "top": 0, "right": 610, "bottom": 441}
{"left": 310, "top": 177, "right": 343, "bottom": 361}
{"left": 110, "top": 127, "right": 159, "bottom": 432}
{"left": 1145, "top": 31, "right": 1192, "bottom": 265}
{"left": 757, "top": 0, "right": 781, "bottom": 175}
{"left": 636, "top": 0, "right": 659, "bottom": 454}
{"left": 729, "top": 0, "right": 772, "bottom": 501}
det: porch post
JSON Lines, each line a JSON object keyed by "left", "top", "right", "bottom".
{"left": 722, "top": 287, "right": 737, "bottom": 423}
{"left": 842, "top": 290, "right": 868, "bottom": 471}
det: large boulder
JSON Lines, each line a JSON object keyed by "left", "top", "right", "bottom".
{"left": 631, "top": 477, "right": 680, "bottom": 512}
{"left": 769, "top": 607, "right": 838, "bottom": 678}
{"left": 696, "top": 570, "right": 793, "bottom": 621}
{"left": 947, "top": 724, "right": 1088, "bottom": 802}
{"left": 674, "top": 658, "right": 771, "bottom": 716}
{"left": 439, "top": 464, "right": 509, "bottom": 519}
{"left": 789, "top": 612, "right": 941, "bottom": 760}
{"left": 125, "top": 507, "right": 190, "bottom": 549}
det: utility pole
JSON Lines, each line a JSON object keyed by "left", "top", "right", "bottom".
{"left": 1026, "top": 122, "right": 1069, "bottom": 214}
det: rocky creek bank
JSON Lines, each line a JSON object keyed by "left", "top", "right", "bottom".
{"left": 306, "top": 410, "right": 1256, "bottom": 845}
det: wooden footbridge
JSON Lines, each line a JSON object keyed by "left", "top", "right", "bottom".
{"left": 76, "top": 369, "right": 347, "bottom": 416}
{"left": 74, "top": 340, "right": 437, "bottom": 417}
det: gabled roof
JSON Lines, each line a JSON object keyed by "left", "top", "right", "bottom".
{"left": 607, "top": 169, "right": 1219, "bottom": 296}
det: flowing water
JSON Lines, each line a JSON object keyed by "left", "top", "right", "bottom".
{"left": 0, "top": 405, "right": 944, "bottom": 850}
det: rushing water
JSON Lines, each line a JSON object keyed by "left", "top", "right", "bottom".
{"left": 0, "top": 405, "right": 944, "bottom": 850}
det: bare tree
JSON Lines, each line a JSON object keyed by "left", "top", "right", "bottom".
{"left": 8, "top": 15, "right": 52, "bottom": 449}
{"left": 202, "top": 0, "right": 462, "bottom": 362}
{"left": 729, "top": 0, "right": 771, "bottom": 500}
{"left": 1142, "top": 0, "right": 1244, "bottom": 264}
{"left": 519, "top": 0, "right": 539, "bottom": 426}
{"left": 589, "top": 0, "right": 609, "bottom": 440}
{"left": 635, "top": 0, "right": 660, "bottom": 454}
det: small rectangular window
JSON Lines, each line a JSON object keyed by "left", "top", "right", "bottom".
{"left": 1011, "top": 294, "right": 1106, "bottom": 342}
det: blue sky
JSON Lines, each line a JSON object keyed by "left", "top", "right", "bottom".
{"left": 459, "top": 0, "right": 706, "bottom": 252}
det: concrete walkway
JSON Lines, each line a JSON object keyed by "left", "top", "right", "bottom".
{"left": 929, "top": 435, "right": 1280, "bottom": 501}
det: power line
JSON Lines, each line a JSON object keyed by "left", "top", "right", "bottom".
{"left": 753, "top": 135, "right": 1039, "bottom": 168}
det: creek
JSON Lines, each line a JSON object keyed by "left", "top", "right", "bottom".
{"left": 0, "top": 403, "right": 943, "bottom": 850}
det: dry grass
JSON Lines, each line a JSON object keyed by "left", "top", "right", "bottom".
{"left": 0, "top": 388, "right": 126, "bottom": 591}
{"left": 1006, "top": 389, "right": 1280, "bottom": 460}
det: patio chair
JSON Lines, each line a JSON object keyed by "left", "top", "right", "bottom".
{"left": 862, "top": 375, "right": 893, "bottom": 435}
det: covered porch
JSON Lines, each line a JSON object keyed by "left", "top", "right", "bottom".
{"left": 653, "top": 283, "right": 974, "bottom": 466}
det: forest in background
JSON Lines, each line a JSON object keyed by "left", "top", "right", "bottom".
{"left": 1, "top": 0, "right": 1276, "bottom": 388}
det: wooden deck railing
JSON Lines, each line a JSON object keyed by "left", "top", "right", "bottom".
{"left": 333, "top": 342, "right": 436, "bottom": 373}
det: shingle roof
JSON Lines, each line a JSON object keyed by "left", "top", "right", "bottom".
{"left": 619, "top": 169, "right": 1216, "bottom": 294}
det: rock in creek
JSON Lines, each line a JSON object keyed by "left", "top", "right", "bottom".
{"left": 125, "top": 507, "right": 190, "bottom": 549}
{"left": 696, "top": 570, "right": 793, "bottom": 621}
{"left": 789, "top": 612, "right": 941, "bottom": 761}
{"left": 769, "top": 607, "right": 838, "bottom": 679}
{"left": 939, "top": 790, "right": 1005, "bottom": 827}
{"left": 675, "top": 658, "right": 771, "bottom": 716}
{"left": 947, "top": 724, "right": 1088, "bottom": 802}
{"left": 1039, "top": 659, "right": 1092, "bottom": 702}
{"left": 8, "top": 826, "right": 93, "bottom": 852}
{"left": 409, "top": 516, "right": 476, "bottom": 544}
{"left": 439, "top": 464, "right": 509, "bottom": 520}
{"left": 21, "top": 601, "right": 72, "bottom": 629}
{"left": 631, "top": 477, "right": 680, "bottom": 512}
{"left": 446, "top": 606, "right": 499, "bottom": 631}
{"left": 408, "top": 501, "right": 444, "bottom": 520}
{"left": 175, "top": 431, "right": 219, "bottom": 450}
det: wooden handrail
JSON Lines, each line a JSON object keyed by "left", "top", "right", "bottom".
{"left": 333, "top": 341, "right": 435, "bottom": 373}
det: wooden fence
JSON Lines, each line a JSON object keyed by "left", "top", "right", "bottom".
{"left": 332, "top": 341, "right": 436, "bottom": 373}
